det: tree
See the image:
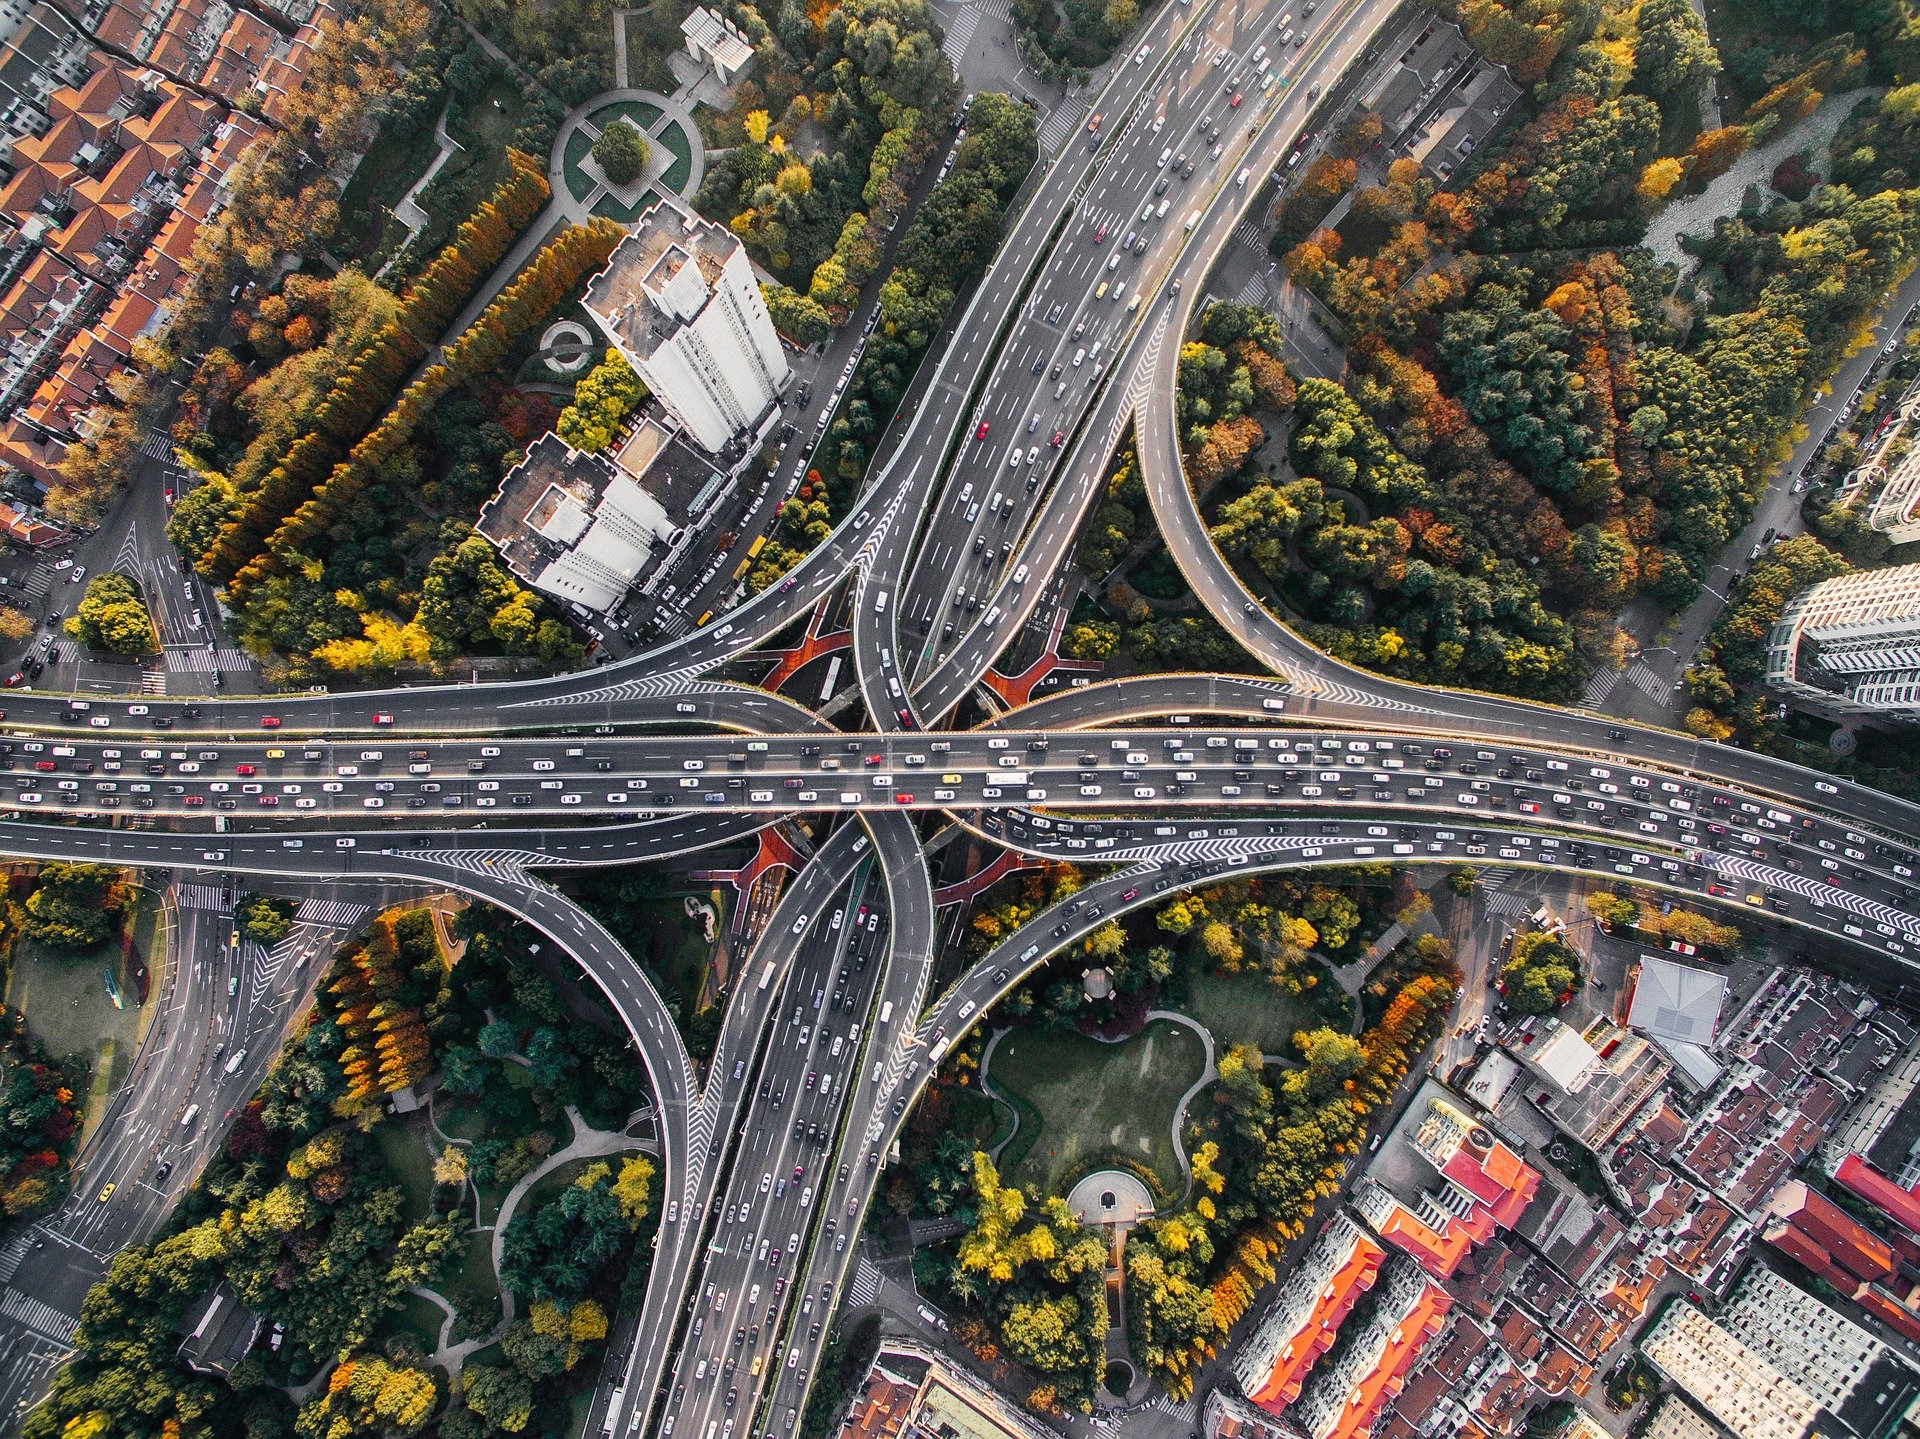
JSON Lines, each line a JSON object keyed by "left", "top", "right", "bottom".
{"left": 1500, "top": 931, "right": 1580, "bottom": 1013}
{"left": 295, "top": 1354, "right": 437, "bottom": 1437}
{"left": 556, "top": 350, "right": 646, "bottom": 453}
{"left": 0, "top": 607, "right": 32, "bottom": 643}
{"left": 592, "top": 119, "right": 650, "bottom": 185}
{"left": 64, "top": 573, "right": 152, "bottom": 654}
{"left": 611, "top": 1155, "right": 655, "bottom": 1227}
{"left": 23, "top": 863, "right": 126, "bottom": 950}
{"left": 1631, "top": 0, "right": 1720, "bottom": 98}
{"left": 236, "top": 894, "right": 296, "bottom": 945}
{"left": 499, "top": 1164, "right": 629, "bottom": 1308}
{"left": 461, "top": 1364, "right": 533, "bottom": 1433}
{"left": 764, "top": 283, "right": 832, "bottom": 344}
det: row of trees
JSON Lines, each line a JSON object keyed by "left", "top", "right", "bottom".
{"left": 817, "top": 92, "right": 1038, "bottom": 514}
{"left": 0, "top": 1004, "right": 83, "bottom": 1219}
{"left": 49, "top": 0, "right": 440, "bottom": 524}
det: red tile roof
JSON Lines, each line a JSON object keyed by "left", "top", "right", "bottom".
{"left": 1835, "top": 1154, "right": 1920, "bottom": 1238}
{"left": 1322, "top": 1283, "right": 1452, "bottom": 1439}
{"left": 1768, "top": 1181, "right": 1893, "bottom": 1282}
{"left": 1246, "top": 1231, "right": 1387, "bottom": 1412}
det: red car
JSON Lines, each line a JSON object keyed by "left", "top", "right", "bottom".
{"left": 1229, "top": 91, "right": 1244, "bottom": 107}
{"left": 894, "top": 793, "right": 914, "bottom": 804}
{"left": 259, "top": 716, "right": 281, "bottom": 728}
{"left": 372, "top": 712, "right": 394, "bottom": 725}
{"left": 236, "top": 764, "right": 256, "bottom": 776}
{"left": 863, "top": 753, "right": 883, "bottom": 766}
{"left": 3, "top": 673, "right": 19, "bottom": 688}
{"left": 1051, "top": 430, "right": 1064, "bottom": 447}
{"left": 183, "top": 795, "right": 205, "bottom": 806}
{"left": 1094, "top": 225, "right": 1109, "bottom": 243}
{"left": 975, "top": 421, "right": 990, "bottom": 440}
{"left": 256, "top": 795, "right": 278, "bottom": 806}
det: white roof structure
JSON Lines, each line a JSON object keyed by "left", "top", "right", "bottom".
{"left": 1628, "top": 956, "right": 1728, "bottom": 1048}
{"left": 1529, "top": 1020, "right": 1602, "bottom": 1093}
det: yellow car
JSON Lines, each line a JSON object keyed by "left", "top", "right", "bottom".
{"left": 941, "top": 774, "right": 963, "bottom": 785}
{"left": 97, "top": 1182, "right": 114, "bottom": 1203}
{"left": 265, "top": 748, "right": 285, "bottom": 759}
{"left": 750, "top": 1356, "right": 764, "bottom": 1377}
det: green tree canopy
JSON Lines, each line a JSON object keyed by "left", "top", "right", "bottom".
{"left": 591, "top": 119, "right": 649, "bottom": 185}
{"left": 64, "top": 573, "right": 153, "bottom": 655}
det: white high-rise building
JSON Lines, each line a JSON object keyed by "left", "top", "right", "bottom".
{"left": 1767, "top": 564, "right": 1920, "bottom": 719}
{"left": 1641, "top": 1301, "right": 1823, "bottom": 1439}
{"left": 1720, "top": 1267, "right": 1920, "bottom": 1439}
{"left": 583, "top": 194, "right": 789, "bottom": 454}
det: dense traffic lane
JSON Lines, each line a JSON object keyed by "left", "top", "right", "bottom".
{"left": 892, "top": 0, "right": 1355, "bottom": 674}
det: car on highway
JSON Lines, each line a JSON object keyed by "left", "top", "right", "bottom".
{"left": 975, "top": 421, "right": 989, "bottom": 439}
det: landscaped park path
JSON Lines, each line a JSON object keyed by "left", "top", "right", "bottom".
{"left": 411, "top": 1101, "right": 658, "bottom": 1369}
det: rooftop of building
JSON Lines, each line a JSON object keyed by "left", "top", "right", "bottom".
{"left": 1628, "top": 957, "right": 1728, "bottom": 1048}
{"left": 583, "top": 194, "right": 739, "bottom": 362}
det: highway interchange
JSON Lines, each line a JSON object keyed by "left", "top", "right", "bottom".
{"left": 3, "top": 0, "right": 1920, "bottom": 1436}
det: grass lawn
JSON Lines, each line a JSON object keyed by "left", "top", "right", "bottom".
{"left": 1180, "top": 969, "right": 1322, "bottom": 1055}
{"left": 594, "top": 186, "right": 660, "bottom": 223}
{"left": 987, "top": 1019, "right": 1205, "bottom": 1197}
{"left": 563, "top": 128, "right": 599, "bottom": 203}
{"left": 6, "top": 889, "right": 158, "bottom": 1139}
{"left": 589, "top": 100, "right": 665, "bottom": 134}
{"left": 375, "top": 1120, "right": 438, "bottom": 1224}
{"left": 628, "top": 896, "right": 716, "bottom": 1019}
{"left": 385, "top": 1291, "right": 448, "bottom": 1354}
{"left": 623, "top": 0, "right": 691, "bottom": 92}
{"left": 656, "top": 119, "right": 695, "bottom": 195}
{"left": 442, "top": 1224, "right": 501, "bottom": 1326}
{"left": 409, "top": 78, "right": 532, "bottom": 261}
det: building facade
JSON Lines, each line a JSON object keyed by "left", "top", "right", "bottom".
{"left": 1767, "top": 564, "right": 1920, "bottom": 719}
{"left": 582, "top": 193, "right": 789, "bottom": 453}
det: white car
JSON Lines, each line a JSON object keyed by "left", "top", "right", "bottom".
{"left": 88, "top": 715, "right": 108, "bottom": 727}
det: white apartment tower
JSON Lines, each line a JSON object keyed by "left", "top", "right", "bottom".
{"left": 583, "top": 193, "right": 789, "bottom": 454}
{"left": 1720, "top": 1267, "right": 1920, "bottom": 1439}
{"left": 1767, "top": 563, "right": 1920, "bottom": 719}
{"left": 1641, "top": 1301, "right": 1823, "bottom": 1439}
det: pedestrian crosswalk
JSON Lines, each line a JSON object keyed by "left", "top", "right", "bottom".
{"left": 163, "top": 645, "right": 253, "bottom": 673}
{"left": 1233, "top": 273, "right": 1268, "bottom": 307}
{"left": 1233, "top": 217, "right": 1268, "bottom": 252}
{"left": 1625, "top": 660, "right": 1670, "bottom": 704}
{"left": 16, "top": 564, "right": 51, "bottom": 601}
{"left": 0, "top": 1230, "right": 31, "bottom": 1283}
{"left": 939, "top": 0, "right": 981, "bottom": 60}
{"left": 847, "top": 1257, "right": 881, "bottom": 1307}
{"left": 296, "top": 898, "right": 368, "bottom": 930}
{"left": 1579, "top": 667, "right": 1619, "bottom": 709}
{"left": 0, "top": 1289, "right": 76, "bottom": 1345}
{"left": 138, "top": 430, "right": 174, "bottom": 461}
{"left": 1150, "top": 1395, "right": 1195, "bottom": 1420}
{"left": 1475, "top": 866, "right": 1516, "bottom": 891}
{"left": 176, "top": 883, "right": 230, "bottom": 911}
{"left": 1037, "top": 100, "right": 1086, "bottom": 155}
{"left": 140, "top": 667, "right": 167, "bottom": 694}
{"left": 1484, "top": 891, "right": 1532, "bottom": 918}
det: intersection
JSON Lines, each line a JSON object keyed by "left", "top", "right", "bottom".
{"left": 0, "top": 1, "right": 1915, "bottom": 1437}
